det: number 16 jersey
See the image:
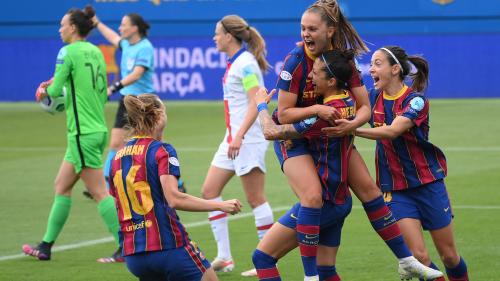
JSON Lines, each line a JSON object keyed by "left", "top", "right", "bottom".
{"left": 109, "top": 137, "right": 190, "bottom": 256}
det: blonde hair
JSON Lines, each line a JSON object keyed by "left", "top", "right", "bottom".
{"left": 123, "top": 94, "right": 164, "bottom": 137}
{"left": 220, "top": 15, "right": 270, "bottom": 72}
{"left": 307, "top": 0, "right": 369, "bottom": 55}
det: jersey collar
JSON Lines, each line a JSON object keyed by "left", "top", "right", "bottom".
{"left": 227, "top": 47, "right": 246, "bottom": 64}
{"left": 383, "top": 85, "right": 409, "bottom": 100}
{"left": 323, "top": 89, "right": 349, "bottom": 104}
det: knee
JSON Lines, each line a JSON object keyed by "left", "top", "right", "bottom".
{"left": 440, "top": 252, "right": 460, "bottom": 268}
{"left": 200, "top": 186, "right": 217, "bottom": 200}
{"left": 412, "top": 249, "right": 431, "bottom": 266}
{"left": 300, "top": 192, "right": 322, "bottom": 208}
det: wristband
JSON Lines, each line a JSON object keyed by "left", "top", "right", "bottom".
{"left": 109, "top": 81, "right": 124, "bottom": 94}
{"left": 257, "top": 103, "right": 268, "bottom": 113}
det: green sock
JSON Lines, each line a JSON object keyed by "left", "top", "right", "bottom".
{"left": 97, "top": 195, "right": 120, "bottom": 247}
{"left": 42, "top": 195, "right": 72, "bottom": 243}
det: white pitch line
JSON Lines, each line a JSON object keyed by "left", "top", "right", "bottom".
{"left": 1, "top": 204, "right": 498, "bottom": 262}
{"left": 1, "top": 146, "right": 500, "bottom": 153}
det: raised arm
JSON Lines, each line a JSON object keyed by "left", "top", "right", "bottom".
{"left": 255, "top": 88, "right": 303, "bottom": 140}
{"left": 92, "top": 15, "right": 121, "bottom": 47}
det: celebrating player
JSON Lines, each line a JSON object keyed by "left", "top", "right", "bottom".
{"left": 110, "top": 94, "right": 242, "bottom": 281}
{"left": 200, "top": 15, "right": 274, "bottom": 277}
{"left": 273, "top": 1, "right": 442, "bottom": 279}
{"left": 353, "top": 45, "right": 469, "bottom": 281}
{"left": 23, "top": 6, "right": 121, "bottom": 262}
{"left": 253, "top": 49, "right": 356, "bottom": 281}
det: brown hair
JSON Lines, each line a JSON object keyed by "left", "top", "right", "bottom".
{"left": 381, "top": 46, "right": 429, "bottom": 92}
{"left": 306, "top": 0, "right": 369, "bottom": 55}
{"left": 220, "top": 15, "right": 270, "bottom": 72}
{"left": 67, "top": 5, "right": 96, "bottom": 38}
{"left": 124, "top": 94, "right": 164, "bottom": 137}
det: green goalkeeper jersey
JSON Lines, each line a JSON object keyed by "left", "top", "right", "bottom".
{"left": 47, "top": 41, "right": 108, "bottom": 136}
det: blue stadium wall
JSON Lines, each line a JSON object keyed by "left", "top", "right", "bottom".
{"left": 1, "top": 0, "right": 499, "bottom": 101}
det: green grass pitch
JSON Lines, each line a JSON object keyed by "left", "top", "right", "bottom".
{"left": 0, "top": 99, "right": 499, "bottom": 280}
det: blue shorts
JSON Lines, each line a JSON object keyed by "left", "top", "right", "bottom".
{"left": 278, "top": 197, "right": 352, "bottom": 247}
{"left": 383, "top": 179, "right": 453, "bottom": 231}
{"left": 124, "top": 242, "right": 211, "bottom": 281}
{"left": 273, "top": 138, "right": 309, "bottom": 170}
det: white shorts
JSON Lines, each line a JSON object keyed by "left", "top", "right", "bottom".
{"left": 211, "top": 141, "right": 268, "bottom": 176}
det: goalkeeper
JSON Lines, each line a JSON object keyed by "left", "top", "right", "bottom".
{"left": 24, "top": 5, "right": 121, "bottom": 262}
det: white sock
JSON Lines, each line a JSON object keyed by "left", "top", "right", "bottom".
{"left": 253, "top": 202, "right": 274, "bottom": 240}
{"left": 208, "top": 196, "right": 231, "bottom": 260}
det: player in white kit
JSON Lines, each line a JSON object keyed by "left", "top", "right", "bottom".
{"left": 200, "top": 15, "right": 274, "bottom": 277}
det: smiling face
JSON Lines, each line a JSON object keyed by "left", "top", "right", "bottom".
{"left": 369, "top": 50, "right": 401, "bottom": 91}
{"left": 119, "top": 16, "right": 138, "bottom": 40}
{"left": 309, "top": 58, "right": 334, "bottom": 96}
{"left": 59, "top": 14, "right": 75, "bottom": 43}
{"left": 301, "top": 11, "right": 334, "bottom": 56}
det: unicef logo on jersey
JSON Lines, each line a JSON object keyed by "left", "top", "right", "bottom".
{"left": 127, "top": 58, "right": 135, "bottom": 70}
{"left": 280, "top": 71, "right": 292, "bottom": 81}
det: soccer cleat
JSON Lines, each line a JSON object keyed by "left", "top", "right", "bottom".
{"left": 97, "top": 247, "right": 125, "bottom": 263}
{"left": 304, "top": 276, "right": 319, "bottom": 281}
{"left": 241, "top": 268, "right": 257, "bottom": 277}
{"left": 22, "top": 242, "right": 52, "bottom": 261}
{"left": 398, "top": 256, "right": 444, "bottom": 280}
{"left": 211, "top": 257, "right": 235, "bottom": 272}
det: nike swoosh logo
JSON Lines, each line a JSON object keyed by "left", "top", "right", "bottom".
{"left": 305, "top": 234, "right": 318, "bottom": 239}
{"left": 374, "top": 110, "right": 384, "bottom": 114}
{"left": 383, "top": 215, "right": 392, "bottom": 221}
{"left": 290, "top": 213, "right": 297, "bottom": 219}
{"left": 444, "top": 207, "right": 450, "bottom": 212}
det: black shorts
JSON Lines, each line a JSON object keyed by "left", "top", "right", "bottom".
{"left": 113, "top": 96, "right": 129, "bottom": 129}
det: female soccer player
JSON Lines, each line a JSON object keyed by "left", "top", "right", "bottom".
{"left": 354, "top": 45, "right": 469, "bottom": 281}
{"left": 23, "top": 6, "right": 121, "bottom": 262}
{"left": 91, "top": 10, "right": 156, "bottom": 194}
{"left": 253, "top": 49, "right": 443, "bottom": 281}
{"left": 200, "top": 15, "right": 274, "bottom": 277}
{"left": 110, "top": 94, "right": 242, "bottom": 281}
{"left": 274, "top": 1, "right": 436, "bottom": 279}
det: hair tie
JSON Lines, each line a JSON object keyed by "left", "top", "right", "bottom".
{"left": 246, "top": 25, "right": 250, "bottom": 30}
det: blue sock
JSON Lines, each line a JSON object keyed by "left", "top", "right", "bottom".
{"left": 362, "top": 196, "right": 412, "bottom": 259}
{"left": 446, "top": 257, "right": 468, "bottom": 281}
{"left": 318, "top": 265, "right": 341, "bottom": 281}
{"left": 252, "top": 249, "right": 281, "bottom": 281}
{"left": 104, "top": 149, "right": 117, "bottom": 189}
{"left": 296, "top": 206, "right": 321, "bottom": 277}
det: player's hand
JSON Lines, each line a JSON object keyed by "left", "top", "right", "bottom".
{"left": 321, "top": 119, "right": 356, "bottom": 137}
{"left": 227, "top": 135, "right": 243, "bottom": 160}
{"left": 315, "top": 104, "right": 342, "bottom": 125}
{"left": 219, "top": 199, "right": 242, "bottom": 215}
{"left": 91, "top": 14, "right": 100, "bottom": 27}
{"left": 254, "top": 87, "right": 276, "bottom": 105}
{"left": 35, "top": 77, "right": 54, "bottom": 102}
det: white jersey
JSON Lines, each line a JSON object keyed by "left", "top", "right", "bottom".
{"left": 222, "top": 49, "right": 266, "bottom": 144}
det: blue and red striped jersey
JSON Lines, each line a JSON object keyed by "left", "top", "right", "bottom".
{"left": 293, "top": 90, "right": 356, "bottom": 204}
{"left": 369, "top": 86, "right": 447, "bottom": 192}
{"left": 109, "top": 137, "right": 190, "bottom": 256}
{"left": 276, "top": 45, "right": 364, "bottom": 109}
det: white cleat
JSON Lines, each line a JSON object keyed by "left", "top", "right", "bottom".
{"left": 241, "top": 268, "right": 257, "bottom": 277}
{"left": 211, "top": 257, "right": 235, "bottom": 272}
{"left": 398, "top": 256, "right": 444, "bottom": 280}
{"left": 304, "top": 276, "right": 319, "bottom": 281}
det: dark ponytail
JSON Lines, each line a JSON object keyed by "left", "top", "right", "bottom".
{"left": 381, "top": 46, "right": 429, "bottom": 93}
{"left": 126, "top": 13, "right": 150, "bottom": 38}
{"left": 66, "top": 5, "right": 96, "bottom": 38}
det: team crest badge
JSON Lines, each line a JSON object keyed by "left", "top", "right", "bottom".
{"left": 280, "top": 71, "right": 292, "bottom": 81}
